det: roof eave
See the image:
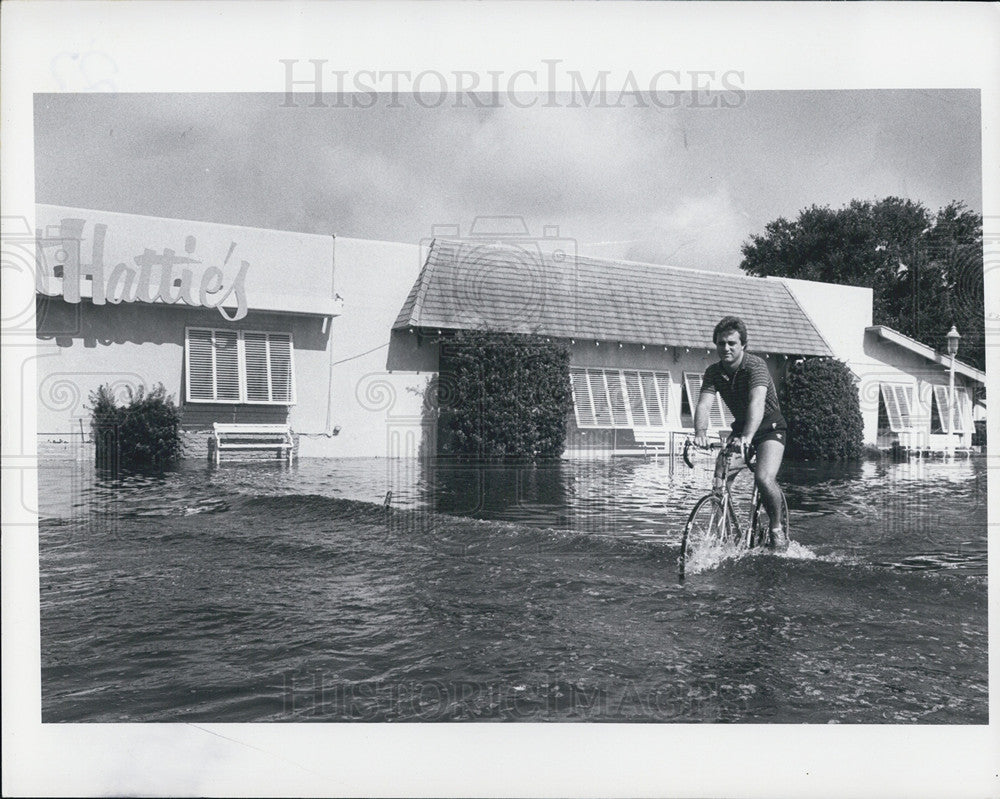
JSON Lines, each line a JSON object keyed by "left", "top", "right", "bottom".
{"left": 396, "top": 320, "right": 831, "bottom": 355}
{"left": 866, "top": 325, "right": 985, "bottom": 384}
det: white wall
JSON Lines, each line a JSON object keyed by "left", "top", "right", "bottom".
{"left": 296, "top": 237, "right": 432, "bottom": 457}
{"left": 778, "top": 277, "right": 872, "bottom": 364}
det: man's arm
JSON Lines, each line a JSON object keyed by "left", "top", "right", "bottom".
{"left": 693, "top": 388, "right": 718, "bottom": 447}
{"left": 739, "top": 385, "right": 768, "bottom": 443}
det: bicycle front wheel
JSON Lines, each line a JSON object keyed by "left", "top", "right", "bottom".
{"left": 679, "top": 494, "right": 734, "bottom": 577}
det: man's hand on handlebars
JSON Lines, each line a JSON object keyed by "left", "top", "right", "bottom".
{"left": 728, "top": 436, "right": 752, "bottom": 462}
{"left": 683, "top": 436, "right": 717, "bottom": 468}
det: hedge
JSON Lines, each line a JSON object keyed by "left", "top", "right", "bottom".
{"left": 781, "top": 357, "right": 864, "bottom": 460}
{"left": 436, "top": 330, "right": 573, "bottom": 459}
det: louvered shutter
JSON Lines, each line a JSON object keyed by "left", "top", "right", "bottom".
{"left": 606, "top": 371, "right": 629, "bottom": 426}
{"left": 880, "top": 383, "right": 900, "bottom": 430}
{"left": 954, "top": 387, "right": 970, "bottom": 433}
{"left": 186, "top": 328, "right": 239, "bottom": 403}
{"left": 655, "top": 372, "right": 671, "bottom": 424}
{"left": 640, "top": 372, "right": 662, "bottom": 426}
{"left": 684, "top": 373, "right": 701, "bottom": 420}
{"left": 880, "top": 383, "right": 915, "bottom": 432}
{"left": 186, "top": 329, "right": 214, "bottom": 401}
{"left": 933, "top": 385, "right": 950, "bottom": 432}
{"left": 570, "top": 369, "right": 595, "bottom": 427}
{"left": 269, "top": 333, "right": 293, "bottom": 403}
{"left": 571, "top": 368, "right": 676, "bottom": 431}
{"left": 894, "top": 385, "right": 913, "bottom": 429}
{"left": 685, "top": 373, "right": 727, "bottom": 428}
{"left": 244, "top": 332, "right": 270, "bottom": 402}
{"left": 934, "top": 385, "right": 969, "bottom": 433}
{"left": 589, "top": 370, "right": 613, "bottom": 426}
{"left": 186, "top": 327, "right": 295, "bottom": 405}
{"left": 623, "top": 371, "right": 645, "bottom": 426}
{"left": 214, "top": 330, "right": 240, "bottom": 401}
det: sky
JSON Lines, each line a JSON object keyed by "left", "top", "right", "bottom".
{"left": 33, "top": 90, "right": 982, "bottom": 274}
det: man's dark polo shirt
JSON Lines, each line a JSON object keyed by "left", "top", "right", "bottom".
{"left": 701, "top": 352, "right": 786, "bottom": 437}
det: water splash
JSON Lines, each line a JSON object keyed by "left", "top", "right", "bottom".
{"left": 684, "top": 537, "right": 822, "bottom": 575}
{"left": 681, "top": 538, "right": 744, "bottom": 575}
{"left": 773, "top": 540, "right": 819, "bottom": 561}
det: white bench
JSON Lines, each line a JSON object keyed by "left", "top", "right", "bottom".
{"left": 631, "top": 428, "right": 731, "bottom": 459}
{"left": 211, "top": 423, "right": 294, "bottom": 463}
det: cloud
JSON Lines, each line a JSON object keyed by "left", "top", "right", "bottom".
{"left": 619, "top": 185, "right": 752, "bottom": 272}
{"left": 34, "top": 91, "right": 981, "bottom": 275}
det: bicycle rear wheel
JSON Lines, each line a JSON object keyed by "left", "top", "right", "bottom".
{"left": 751, "top": 489, "right": 790, "bottom": 548}
{"left": 679, "top": 494, "right": 736, "bottom": 578}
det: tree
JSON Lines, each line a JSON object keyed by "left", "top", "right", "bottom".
{"left": 740, "top": 198, "right": 984, "bottom": 372}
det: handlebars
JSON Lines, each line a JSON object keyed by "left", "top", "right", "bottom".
{"left": 682, "top": 438, "right": 755, "bottom": 470}
{"left": 682, "top": 438, "right": 719, "bottom": 468}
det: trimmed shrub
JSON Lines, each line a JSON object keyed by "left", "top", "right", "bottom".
{"left": 781, "top": 357, "right": 863, "bottom": 460}
{"left": 972, "top": 419, "right": 986, "bottom": 448}
{"left": 437, "top": 330, "right": 573, "bottom": 460}
{"left": 88, "top": 383, "right": 183, "bottom": 469}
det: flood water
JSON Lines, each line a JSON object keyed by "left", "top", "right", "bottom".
{"left": 38, "top": 453, "right": 988, "bottom": 723}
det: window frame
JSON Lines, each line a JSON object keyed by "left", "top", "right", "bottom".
{"left": 569, "top": 367, "right": 673, "bottom": 430}
{"left": 878, "top": 382, "right": 916, "bottom": 432}
{"left": 932, "top": 384, "right": 970, "bottom": 434}
{"left": 185, "top": 326, "right": 296, "bottom": 406}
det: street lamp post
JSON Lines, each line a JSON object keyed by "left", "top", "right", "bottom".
{"left": 946, "top": 325, "right": 961, "bottom": 458}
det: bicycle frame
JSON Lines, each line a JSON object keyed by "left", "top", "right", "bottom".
{"left": 679, "top": 440, "right": 777, "bottom": 579}
{"left": 708, "top": 447, "right": 766, "bottom": 549}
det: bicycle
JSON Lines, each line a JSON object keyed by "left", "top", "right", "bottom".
{"left": 677, "top": 438, "right": 789, "bottom": 579}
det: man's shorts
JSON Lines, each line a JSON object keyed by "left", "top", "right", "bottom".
{"left": 733, "top": 418, "right": 788, "bottom": 448}
{"left": 751, "top": 419, "right": 787, "bottom": 447}
{"left": 753, "top": 428, "right": 786, "bottom": 447}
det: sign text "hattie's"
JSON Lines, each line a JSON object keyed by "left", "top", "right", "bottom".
{"left": 38, "top": 218, "right": 249, "bottom": 321}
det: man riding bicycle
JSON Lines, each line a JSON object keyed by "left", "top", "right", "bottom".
{"left": 693, "top": 315, "right": 789, "bottom": 550}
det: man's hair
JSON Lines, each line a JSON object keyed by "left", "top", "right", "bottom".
{"left": 713, "top": 315, "right": 748, "bottom": 346}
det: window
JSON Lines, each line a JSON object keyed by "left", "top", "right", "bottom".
{"left": 932, "top": 385, "right": 970, "bottom": 434}
{"left": 570, "top": 368, "right": 671, "bottom": 429}
{"left": 879, "top": 383, "right": 914, "bottom": 432}
{"left": 683, "top": 373, "right": 735, "bottom": 429}
{"left": 186, "top": 327, "right": 295, "bottom": 404}
{"left": 930, "top": 389, "right": 944, "bottom": 434}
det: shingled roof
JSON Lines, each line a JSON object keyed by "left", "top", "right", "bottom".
{"left": 393, "top": 239, "right": 833, "bottom": 356}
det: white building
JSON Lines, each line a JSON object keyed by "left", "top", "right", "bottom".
{"left": 33, "top": 206, "right": 984, "bottom": 459}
